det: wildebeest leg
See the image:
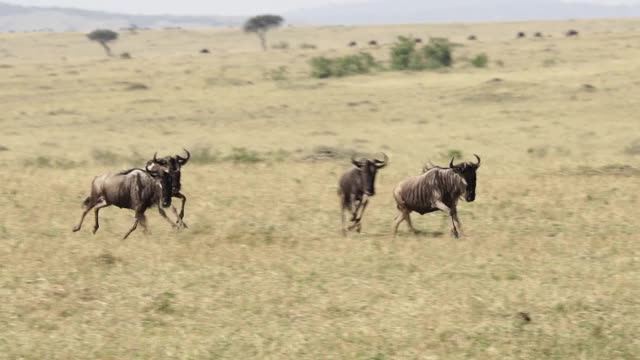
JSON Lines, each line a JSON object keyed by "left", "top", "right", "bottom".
{"left": 435, "top": 201, "right": 460, "bottom": 238}
{"left": 349, "top": 194, "right": 360, "bottom": 222}
{"left": 405, "top": 212, "right": 417, "bottom": 234}
{"left": 175, "top": 193, "right": 187, "bottom": 220}
{"left": 355, "top": 196, "right": 369, "bottom": 223}
{"left": 73, "top": 198, "right": 100, "bottom": 232}
{"left": 139, "top": 214, "right": 149, "bottom": 234}
{"left": 91, "top": 200, "right": 111, "bottom": 235}
{"left": 393, "top": 209, "right": 409, "bottom": 237}
{"left": 340, "top": 199, "right": 348, "bottom": 237}
{"left": 349, "top": 196, "right": 369, "bottom": 232}
{"left": 450, "top": 210, "right": 462, "bottom": 238}
{"left": 123, "top": 210, "right": 144, "bottom": 240}
{"left": 171, "top": 206, "right": 187, "bottom": 229}
{"left": 158, "top": 206, "right": 178, "bottom": 229}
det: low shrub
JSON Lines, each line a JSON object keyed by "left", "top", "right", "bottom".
{"left": 471, "top": 53, "right": 489, "bottom": 68}
{"left": 390, "top": 36, "right": 456, "bottom": 70}
{"left": 310, "top": 52, "right": 377, "bottom": 78}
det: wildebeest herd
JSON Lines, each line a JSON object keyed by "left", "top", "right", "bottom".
{"left": 73, "top": 149, "right": 481, "bottom": 239}
{"left": 347, "top": 29, "right": 579, "bottom": 48}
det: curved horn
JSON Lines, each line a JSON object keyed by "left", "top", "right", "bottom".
{"left": 177, "top": 148, "right": 191, "bottom": 164}
{"left": 153, "top": 152, "right": 158, "bottom": 162}
{"left": 351, "top": 154, "right": 362, "bottom": 167}
{"left": 449, "top": 157, "right": 455, "bottom": 168}
{"left": 375, "top": 152, "right": 389, "bottom": 168}
{"left": 474, "top": 154, "right": 481, "bottom": 167}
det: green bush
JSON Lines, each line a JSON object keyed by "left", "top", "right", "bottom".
{"left": 390, "top": 36, "right": 456, "bottom": 70}
{"left": 471, "top": 53, "right": 489, "bottom": 68}
{"left": 422, "top": 38, "right": 454, "bottom": 68}
{"left": 310, "top": 52, "right": 377, "bottom": 78}
{"left": 390, "top": 36, "right": 418, "bottom": 70}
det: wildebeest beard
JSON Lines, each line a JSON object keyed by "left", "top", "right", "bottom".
{"left": 145, "top": 170, "right": 173, "bottom": 208}
{"left": 158, "top": 172, "right": 173, "bottom": 208}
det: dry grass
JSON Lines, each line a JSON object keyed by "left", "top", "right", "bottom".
{"left": 1, "top": 19, "right": 639, "bottom": 359}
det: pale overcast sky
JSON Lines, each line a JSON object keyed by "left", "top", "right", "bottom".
{"left": 5, "top": 0, "right": 640, "bottom": 15}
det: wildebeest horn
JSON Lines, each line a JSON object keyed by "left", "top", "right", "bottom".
{"left": 374, "top": 152, "right": 389, "bottom": 168}
{"left": 351, "top": 154, "right": 362, "bottom": 167}
{"left": 449, "top": 157, "right": 455, "bottom": 168}
{"left": 474, "top": 154, "right": 481, "bottom": 167}
{"left": 153, "top": 152, "right": 158, "bottom": 162}
{"left": 177, "top": 148, "right": 191, "bottom": 164}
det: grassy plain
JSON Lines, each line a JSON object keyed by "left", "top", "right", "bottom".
{"left": 0, "top": 19, "right": 639, "bottom": 359}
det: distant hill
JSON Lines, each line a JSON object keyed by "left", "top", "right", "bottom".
{"left": 287, "top": 0, "right": 640, "bottom": 25}
{"left": 0, "top": 2, "right": 244, "bottom": 32}
{"left": 4, "top": 0, "right": 640, "bottom": 33}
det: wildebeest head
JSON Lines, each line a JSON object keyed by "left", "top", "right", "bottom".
{"left": 351, "top": 153, "right": 389, "bottom": 196}
{"left": 145, "top": 160, "right": 173, "bottom": 208}
{"left": 450, "top": 154, "right": 481, "bottom": 202}
{"left": 147, "top": 149, "right": 191, "bottom": 195}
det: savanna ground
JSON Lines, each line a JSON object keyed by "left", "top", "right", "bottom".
{"left": 1, "top": 19, "right": 639, "bottom": 359}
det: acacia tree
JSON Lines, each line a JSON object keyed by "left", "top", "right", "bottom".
{"left": 243, "top": 15, "right": 284, "bottom": 51}
{"left": 87, "top": 29, "right": 119, "bottom": 56}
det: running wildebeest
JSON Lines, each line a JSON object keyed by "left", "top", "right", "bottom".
{"left": 517, "top": 32, "right": 526, "bottom": 39}
{"left": 415, "top": 38, "right": 423, "bottom": 44}
{"left": 368, "top": 40, "right": 378, "bottom": 47}
{"left": 566, "top": 29, "right": 579, "bottom": 37}
{"left": 534, "top": 32, "right": 543, "bottom": 38}
{"left": 338, "top": 153, "right": 389, "bottom": 235}
{"left": 467, "top": 35, "right": 477, "bottom": 41}
{"left": 146, "top": 149, "right": 191, "bottom": 228}
{"left": 392, "top": 155, "right": 481, "bottom": 238}
{"left": 72, "top": 160, "right": 176, "bottom": 240}
{"left": 348, "top": 41, "right": 357, "bottom": 47}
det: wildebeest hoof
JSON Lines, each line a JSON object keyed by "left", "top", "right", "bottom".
{"left": 451, "top": 230, "right": 459, "bottom": 239}
{"left": 92, "top": 228, "right": 99, "bottom": 235}
{"left": 72, "top": 226, "right": 81, "bottom": 232}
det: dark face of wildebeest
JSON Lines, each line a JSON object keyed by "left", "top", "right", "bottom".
{"left": 450, "top": 155, "right": 481, "bottom": 202}
{"left": 147, "top": 149, "right": 191, "bottom": 195}
{"left": 158, "top": 170, "right": 173, "bottom": 208}
{"left": 352, "top": 153, "right": 388, "bottom": 196}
